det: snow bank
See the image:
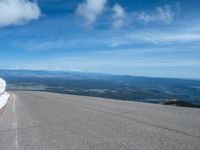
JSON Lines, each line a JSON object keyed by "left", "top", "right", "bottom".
{"left": 0, "top": 78, "right": 10, "bottom": 110}
{"left": 0, "top": 78, "right": 6, "bottom": 94}
{"left": 0, "top": 92, "right": 10, "bottom": 109}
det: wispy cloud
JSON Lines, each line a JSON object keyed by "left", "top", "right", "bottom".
{"left": 112, "top": 3, "right": 127, "bottom": 29}
{"left": 75, "top": 1, "right": 176, "bottom": 29}
{"left": 76, "top": 0, "right": 107, "bottom": 25}
{"left": 137, "top": 5, "right": 174, "bottom": 24}
{"left": 0, "top": 0, "right": 41, "bottom": 27}
{"left": 145, "top": 33, "right": 200, "bottom": 43}
{"left": 28, "top": 40, "right": 65, "bottom": 51}
{"left": 127, "top": 32, "right": 200, "bottom": 45}
{"left": 110, "top": 38, "right": 130, "bottom": 47}
{"left": 109, "top": 23, "right": 200, "bottom": 47}
{"left": 14, "top": 39, "right": 66, "bottom": 51}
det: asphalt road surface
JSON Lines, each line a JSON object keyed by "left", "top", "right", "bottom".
{"left": 0, "top": 91, "right": 200, "bottom": 150}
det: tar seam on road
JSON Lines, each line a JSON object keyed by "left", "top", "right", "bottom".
{"left": 4, "top": 96, "right": 198, "bottom": 140}
{"left": 0, "top": 92, "right": 199, "bottom": 141}
{"left": 56, "top": 99, "right": 200, "bottom": 139}
{"left": 12, "top": 94, "right": 18, "bottom": 150}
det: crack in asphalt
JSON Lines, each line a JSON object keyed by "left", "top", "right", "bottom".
{"left": 0, "top": 102, "right": 199, "bottom": 140}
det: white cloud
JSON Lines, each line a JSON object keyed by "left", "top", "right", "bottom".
{"left": 112, "top": 3, "right": 126, "bottom": 29}
{"left": 75, "top": 2, "right": 175, "bottom": 28}
{"left": 138, "top": 5, "right": 174, "bottom": 24}
{"left": 0, "top": 0, "right": 41, "bottom": 27}
{"left": 76, "top": 0, "right": 107, "bottom": 25}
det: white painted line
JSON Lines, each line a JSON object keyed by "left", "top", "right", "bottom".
{"left": 12, "top": 94, "right": 18, "bottom": 150}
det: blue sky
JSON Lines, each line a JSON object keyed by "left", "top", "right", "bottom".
{"left": 0, "top": 0, "right": 200, "bottom": 79}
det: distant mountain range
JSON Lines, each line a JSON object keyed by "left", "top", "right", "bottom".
{"left": 0, "top": 69, "right": 111, "bottom": 79}
{"left": 1, "top": 69, "right": 200, "bottom": 106}
{"left": 1, "top": 69, "right": 199, "bottom": 88}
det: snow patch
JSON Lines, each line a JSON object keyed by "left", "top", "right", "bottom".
{"left": 0, "top": 78, "right": 6, "bottom": 94}
{"left": 0, "top": 92, "right": 10, "bottom": 109}
{"left": 0, "top": 78, "right": 10, "bottom": 109}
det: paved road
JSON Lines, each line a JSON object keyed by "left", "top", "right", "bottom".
{"left": 0, "top": 91, "right": 200, "bottom": 150}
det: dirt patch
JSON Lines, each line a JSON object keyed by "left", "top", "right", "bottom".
{"left": 0, "top": 105, "right": 6, "bottom": 116}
